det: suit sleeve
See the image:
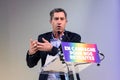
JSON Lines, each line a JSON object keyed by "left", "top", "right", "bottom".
{"left": 26, "top": 51, "right": 41, "bottom": 68}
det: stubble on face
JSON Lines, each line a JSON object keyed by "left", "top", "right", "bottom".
{"left": 50, "top": 12, "right": 67, "bottom": 34}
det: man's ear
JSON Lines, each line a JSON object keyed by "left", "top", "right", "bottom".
{"left": 66, "top": 19, "right": 68, "bottom": 23}
{"left": 49, "top": 20, "right": 52, "bottom": 23}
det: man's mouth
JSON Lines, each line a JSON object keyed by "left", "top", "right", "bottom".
{"left": 57, "top": 25, "right": 61, "bottom": 27}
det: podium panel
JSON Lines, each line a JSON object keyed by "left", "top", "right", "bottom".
{"left": 41, "top": 42, "right": 101, "bottom": 80}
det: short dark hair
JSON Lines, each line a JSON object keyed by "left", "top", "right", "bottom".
{"left": 50, "top": 8, "right": 67, "bottom": 20}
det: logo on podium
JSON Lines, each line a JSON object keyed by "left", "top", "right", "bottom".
{"left": 61, "top": 42, "right": 100, "bottom": 63}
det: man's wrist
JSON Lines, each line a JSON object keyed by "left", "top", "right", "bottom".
{"left": 28, "top": 50, "right": 35, "bottom": 55}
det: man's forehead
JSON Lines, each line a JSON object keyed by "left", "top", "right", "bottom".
{"left": 53, "top": 12, "right": 65, "bottom": 17}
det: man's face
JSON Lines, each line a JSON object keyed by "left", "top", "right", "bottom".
{"left": 50, "top": 12, "right": 67, "bottom": 33}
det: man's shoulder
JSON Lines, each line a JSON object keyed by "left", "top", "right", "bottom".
{"left": 64, "top": 31, "right": 81, "bottom": 42}
{"left": 39, "top": 31, "right": 52, "bottom": 37}
{"left": 37, "top": 31, "right": 52, "bottom": 42}
{"left": 65, "top": 31, "right": 80, "bottom": 36}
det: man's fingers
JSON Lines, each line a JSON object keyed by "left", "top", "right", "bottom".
{"left": 30, "top": 39, "right": 38, "bottom": 50}
{"left": 42, "top": 38, "right": 49, "bottom": 43}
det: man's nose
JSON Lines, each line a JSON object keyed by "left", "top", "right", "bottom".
{"left": 57, "top": 23, "right": 61, "bottom": 25}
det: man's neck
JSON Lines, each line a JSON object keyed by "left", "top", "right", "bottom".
{"left": 53, "top": 31, "right": 64, "bottom": 39}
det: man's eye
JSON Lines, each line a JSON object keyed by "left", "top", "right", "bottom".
{"left": 54, "top": 17, "right": 65, "bottom": 20}
{"left": 60, "top": 18, "right": 64, "bottom": 20}
{"left": 54, "top": 18, "right": 59, "bottom": 20}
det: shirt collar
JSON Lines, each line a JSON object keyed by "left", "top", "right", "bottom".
{"left": 51, "top": 32, "right": 64, "bottom": 40}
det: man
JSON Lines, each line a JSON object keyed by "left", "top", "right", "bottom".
{"left": 26, "top": 8, "right": 81, "bottom": 80}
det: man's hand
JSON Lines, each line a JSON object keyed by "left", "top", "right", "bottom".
{"left": 37, "top": 38, "right": 53, "bottom": 51}
{"left": 28, "top": 38, "right": 53, "bottom": 55}
{"left": 28, "top": 39, "right": 38, "bottom": 55}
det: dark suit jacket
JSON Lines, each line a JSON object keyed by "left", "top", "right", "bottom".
{"left": 26, "top": 31, "right": 81, "bottom": 80}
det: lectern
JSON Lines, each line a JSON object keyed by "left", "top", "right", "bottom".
{"left": 41, "top": 42, "right": 101, "bottom": 80}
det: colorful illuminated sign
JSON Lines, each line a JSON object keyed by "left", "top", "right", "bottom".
{"left": 61, "top": 42, "right": 100, "bottom": 63}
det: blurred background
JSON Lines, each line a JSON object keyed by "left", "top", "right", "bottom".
{"left": 0, "top": 0, "right": 120, "bottom": 80}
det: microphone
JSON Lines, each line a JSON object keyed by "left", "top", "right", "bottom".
{"left": 57, "top": 31, "right": 65, "bottom": 63}
{"left": 57, "top": 31, "right": 62, "bottom": 40}
{"left": 57, "top": 31, "right": 61, "bottom": 36}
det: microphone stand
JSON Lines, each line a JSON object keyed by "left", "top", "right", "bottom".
{"left": 58, "top": 46, "right": 70, "bottom": 80}
{"left": 57, "top": 31, "right": 78, "bottom": 80}
{"left": 57, "top": 31, "right": 70, "bottom": 80}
